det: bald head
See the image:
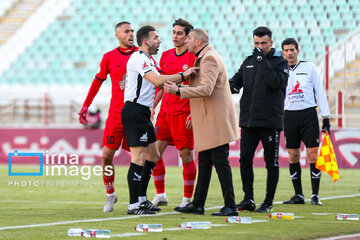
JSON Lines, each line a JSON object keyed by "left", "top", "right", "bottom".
{"left": 186, "top": 28, "right": 209, "bottom": 53}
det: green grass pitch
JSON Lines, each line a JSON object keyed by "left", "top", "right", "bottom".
{"left": 1, "top": 165, "right": 359, "bottom": 239}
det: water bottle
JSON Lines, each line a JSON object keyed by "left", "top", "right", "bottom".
{"left": 226, "top": 216, "right": 252, "bottom": 224}
{"left": 68, "top": 228, "right": 83, "bottom": 236}
{"left": 82, "top": 229, "right": 111, "bottom": 238}
{"left": 179, "top": 221, "right": 211, "bottom": 229}
{"left": 134, "top": 224, "right": 162, "bottom": 232}
{"left": 335, "top": 214, "right": 359, "bottom": 220}
{"left": 269, "top": 212, "right": 295, "bottom": 220}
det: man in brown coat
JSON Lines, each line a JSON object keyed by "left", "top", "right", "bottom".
{"left": 164, "top": 28, "right": 239, "bottom": 216}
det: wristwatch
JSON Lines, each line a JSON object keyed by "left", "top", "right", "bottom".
{"left": 179, "top": 72, "right": 185, "bottom": 82}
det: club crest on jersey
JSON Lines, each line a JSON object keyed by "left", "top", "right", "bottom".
{"left": 289, "top": 81, "right": 303, "bottom": 94}
{"left": 182, "top": 64, "right": 189, "bottom": 71}
{"left": 288, "top": 79, "right": 305, "bottom": 103}
{"left": 142, "top": 62, "right": 149, "bottom": 69}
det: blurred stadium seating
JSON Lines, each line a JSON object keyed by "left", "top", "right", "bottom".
{"left": 0, "top": 0, "right": 359, "bottom": 126}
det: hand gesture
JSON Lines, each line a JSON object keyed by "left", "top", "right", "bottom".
{"left": 184, "top": 67, "right": 200, "bottom": 78}
{"left": 164, "top": 81, "right": 179, "bottom": 95}
{"left": 253, "top": 47, "right": 265, "bottom": 62}
{"left": 78, "top": 106, "right": 88, "bottom": 125}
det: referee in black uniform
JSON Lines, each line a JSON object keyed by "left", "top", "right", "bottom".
{"left": 122, "top": 25, "right": 198, "bottom": 215}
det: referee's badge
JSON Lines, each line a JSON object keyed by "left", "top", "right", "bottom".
{"left": 183, "top": 64, "right": 189, "bottom": 71}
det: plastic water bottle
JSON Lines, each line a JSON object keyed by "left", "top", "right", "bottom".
{"left": 226, "top": 216, "right": 252, "bottom": 224}
{"left": 269, "top": 212, "right": 295, "bottom": 220}
{"left": 82, "top": 229, "right": 111, "bottom": 238}
{"left": 134, "top": 224, "right": 162, "bottom": 232}
{"left": 335, "top": 214, "right": 359, "bottom": 220}
{"left": 68, "top": 228, "right": 83, "bottom": 236}
{"left": 179, "top": 221, "right": 211, "bottom": 229}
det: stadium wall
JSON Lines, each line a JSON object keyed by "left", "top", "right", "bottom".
{"left": 1, "top": 128, "right": 359, "bottom": 168}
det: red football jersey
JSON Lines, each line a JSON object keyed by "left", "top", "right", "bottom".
{"left": 159, "top": 48, "right": 196, "bottom": 115}
{"left": 95, "top": 46, "right": 138, "bottom": 113}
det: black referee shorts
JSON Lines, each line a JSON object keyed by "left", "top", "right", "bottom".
{"left": 284, "top": 107, "right": 320, "bottom": 149}
{"left": 121, "top": 101, "right": 156, "bottom": 147}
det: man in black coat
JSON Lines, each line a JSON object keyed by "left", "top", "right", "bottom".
{"left": 229, "top": 26, "right": 288, "bottom": 213}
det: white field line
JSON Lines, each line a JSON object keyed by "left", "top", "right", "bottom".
{"left": 111, "top": 221, "right": 269, "bottom": 237}
{"left": 316, "top": 233, "right": 360, "bottom": 240}
{"left": 2, "top": 192, "right": 356, "bottom": 206}
{"left": 312, "top": 213, "right": 340, "bottom": 215}
{"left": 0, "top": 193, "right": 359, "bottom": 231}
{"left": 0, "top": 200, "right": 129, "bottom": 205}
{"left": 272, "top": 193, "right": 360, "bottom": 205}
{"left": 111, "top": 226, "right": 219, "bottom": 238}
{"left": 111, "top": 233, "right": 146, "bottom": 237}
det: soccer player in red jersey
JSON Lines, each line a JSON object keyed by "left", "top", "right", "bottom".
{"left": 78, "top": 21, "right": 138, "bottom": 212}
{"left": 151, "top": 19, "right": 197, "bottom": 210}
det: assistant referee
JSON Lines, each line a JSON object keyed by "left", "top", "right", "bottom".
{"left": 281, "top": 38, "right": 330, "bottom": 206}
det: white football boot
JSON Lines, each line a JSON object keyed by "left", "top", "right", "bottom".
{"left": 103, "top": 193, "right": 118, "bottom": 212}
{"left": 151, "top": 193, "right": 168, "bottom": 207}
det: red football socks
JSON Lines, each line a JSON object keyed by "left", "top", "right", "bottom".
{"left": 103, "top": 175, "right": 115, "bottom": 194}
{"left": 183, "top": 161, "right": 196, "bottom": 198}
{"left": 152, "top": 157, "right": 166, "bottom": 194}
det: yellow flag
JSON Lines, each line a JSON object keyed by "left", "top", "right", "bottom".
{"left": 315, "top": 131, "right": 340, "bottom": 182}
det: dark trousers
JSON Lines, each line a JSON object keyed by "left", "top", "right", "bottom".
{"left": 240, "top": 127, "right": 280, "bottom": 205}
{"left": 193, "top": 144, "right": 236, "bottom": 208}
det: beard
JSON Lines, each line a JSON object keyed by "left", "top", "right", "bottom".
{"left": 148, "top": 44, "right": 159, "bottom": 55}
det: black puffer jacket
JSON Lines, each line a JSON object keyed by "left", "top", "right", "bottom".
{"left": 229, "top": 48, "right": 289, "bottom": 130}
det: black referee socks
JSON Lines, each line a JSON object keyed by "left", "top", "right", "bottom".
{"left": 138, "top": 160, "right": 156, "bottom": 198}
{"left": 310, "top": 163, "right": 321, "bottom": 195}
{"left": 289, "top": 162, "right": 303, "bottom": 196}
{"left": 127, "top": 162, "right": 143, "bottom": 204}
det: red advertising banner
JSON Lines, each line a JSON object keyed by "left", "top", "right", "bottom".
{"left": 1, "top": 128, "right": 359, "bottom": 168}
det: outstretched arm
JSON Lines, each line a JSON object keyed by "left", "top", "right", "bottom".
{"left": 78, "top": 78, "right": 103, "bottom": 125}
{"left": 171, "top": 55, "right": 218, "bottom": 99}
{"left": 144, "top": 67, "right": 199, "bottom": 88}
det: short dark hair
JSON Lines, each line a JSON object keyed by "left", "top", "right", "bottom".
{"left": 253, "top": 26, "right": 272, "bottom": 39}
{"left": 281, "top": 38, "right": 299, "bottom": 50}
{"left": 190, "top": 28, "right": 209, "bottom": 44}
{"left": 115, "top": 21, "right": 131, "bottom": 31}
{"left": 136, "top": 25, "right": 156, "bottom": 46}
{"left": 173, "top": 18, "right": 193, "bottom": 35}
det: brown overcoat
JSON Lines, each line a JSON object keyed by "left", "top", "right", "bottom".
{"left": 180, "top": 45, "right": 240, "bottom": 152}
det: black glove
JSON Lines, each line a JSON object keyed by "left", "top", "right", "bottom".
{"left": 253, "top": 47, "right": 265, "bottom": 62}
{"left": 322, "top": 118, "right": 331, "bottom": 135}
